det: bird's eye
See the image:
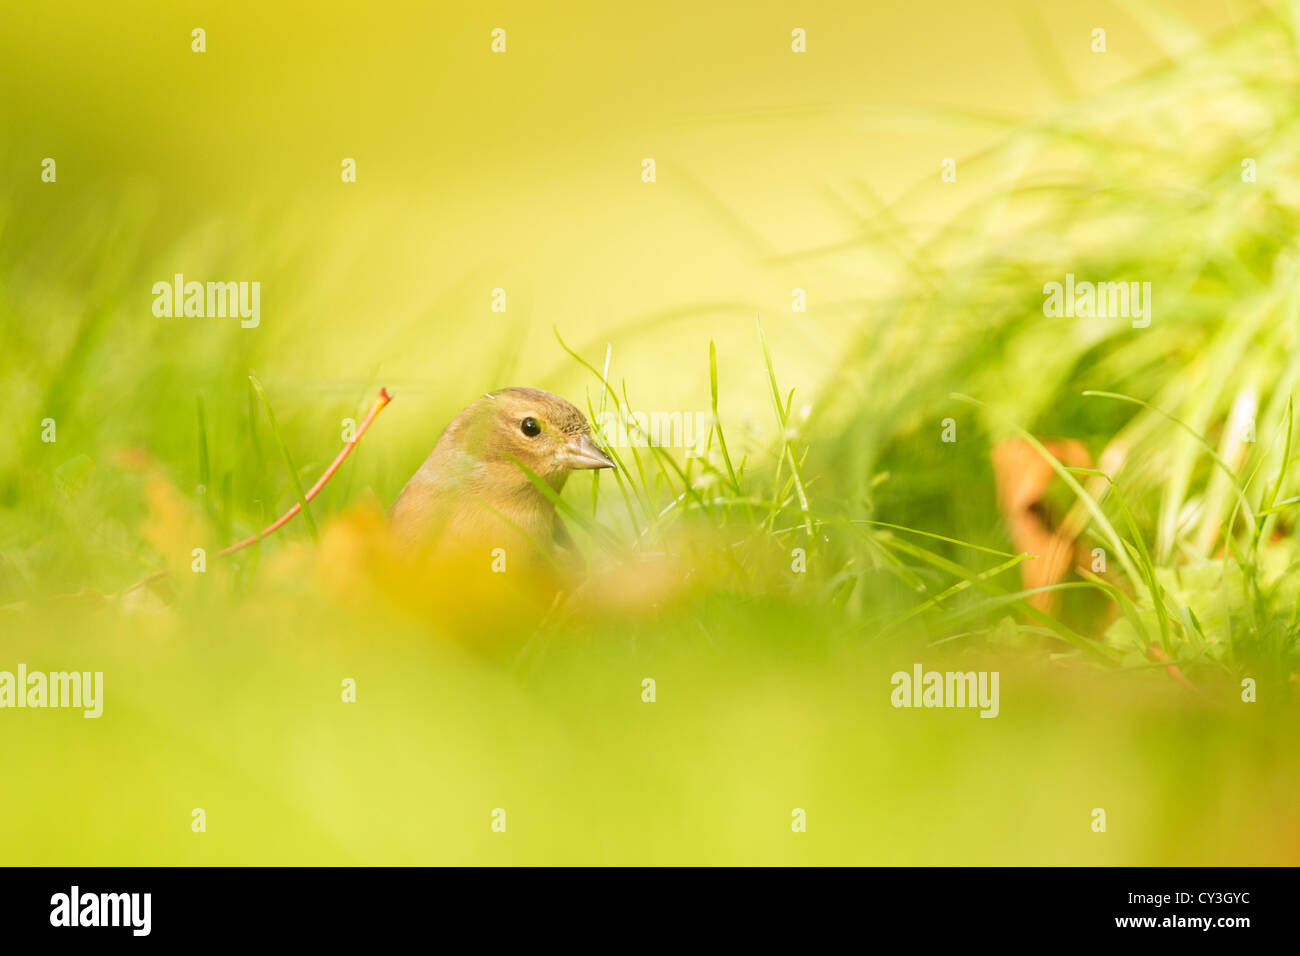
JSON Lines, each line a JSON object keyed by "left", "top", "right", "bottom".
{"left": 520, "top": 417, "right": 541, "bottom": 437}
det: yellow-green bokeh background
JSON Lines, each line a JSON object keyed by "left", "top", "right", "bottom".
{"left": 1, "top": 0, "right": 1243, "bottom": 432}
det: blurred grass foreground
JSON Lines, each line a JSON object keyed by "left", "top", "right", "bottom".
{"left": 2, "top": 2, "right": 1300, "bottom": 864}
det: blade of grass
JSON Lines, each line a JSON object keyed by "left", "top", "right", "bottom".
{"left": 248, "top": 374, "right": 318, "bottom": 543}
{"left": 709, "top": 340, "right": 741, "bottom": 493}
{"left": 757, "top": 315, "right": 814, "bottom": 537}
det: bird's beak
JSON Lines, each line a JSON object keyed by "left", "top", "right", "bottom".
{"left": 563, "top": 433, "right": 616, "bottom": 470}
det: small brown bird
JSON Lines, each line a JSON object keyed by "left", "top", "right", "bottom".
{"left": 389, "top": 387, "right": 614, "bottom": 558}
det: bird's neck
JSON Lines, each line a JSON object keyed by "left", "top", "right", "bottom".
{"left": 468, "top": 466, "right": 563, "bottom": 535}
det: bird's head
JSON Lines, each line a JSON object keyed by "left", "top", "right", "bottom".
{"left": 459, "top": 386, "right": 615, "bottom": 489}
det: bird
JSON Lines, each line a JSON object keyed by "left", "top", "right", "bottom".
{"left": 389, "top": 387, "right": 614, "bottom": 560}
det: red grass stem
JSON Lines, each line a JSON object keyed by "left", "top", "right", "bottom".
{"left": 120, "top": 388, "right": 392, "bottom": 595}
{"left": 219, "top": 388, "right": 392, "bottom": 556}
